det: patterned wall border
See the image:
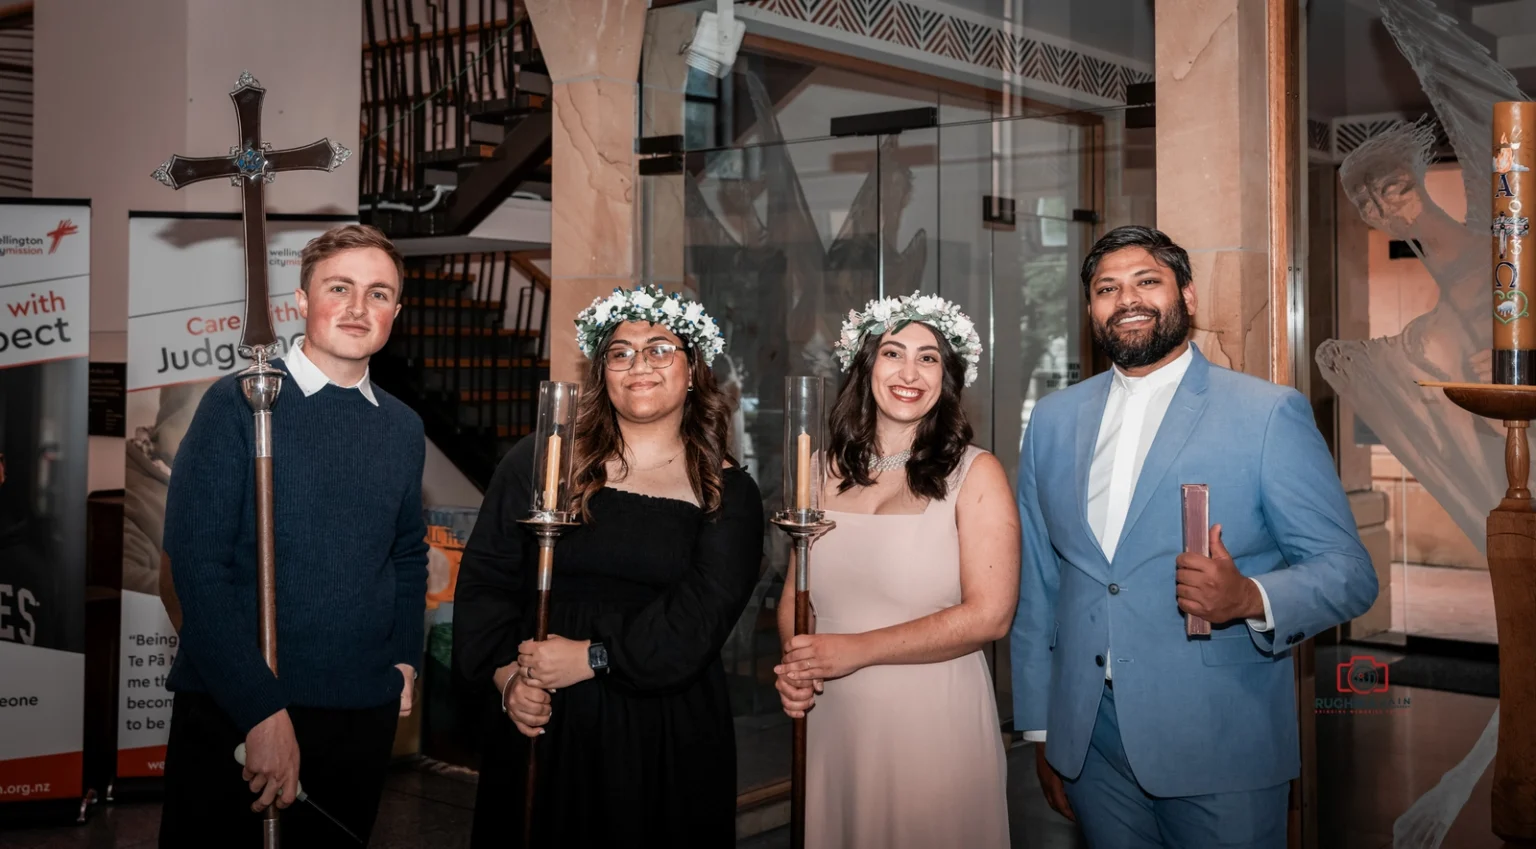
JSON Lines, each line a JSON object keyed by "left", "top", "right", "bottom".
{"left": 1308, "top": 118, "right": 1330, "bottom": 156}
{"left": 741, "top": 0, "right": 1152, "bottom": 105}
{"left": 1312, "top": 112, "right": 1453, "bottom": 163}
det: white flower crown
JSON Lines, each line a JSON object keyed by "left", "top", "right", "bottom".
{"left": 575, "top": 284, "right": 726, "bottom": 363}
{"left": 834, "top": 291, "right": 982, "bottom": 387}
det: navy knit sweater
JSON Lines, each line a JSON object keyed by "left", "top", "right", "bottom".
{"left": 163, "top": 360, "right": 429, "bottom": 732}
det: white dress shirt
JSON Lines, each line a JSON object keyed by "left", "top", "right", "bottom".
{"left": 1021, "top": 345, "right": 1273, "bottom": 742}
{"left": 284, "top": 338, "right": 379, "bottom": 406}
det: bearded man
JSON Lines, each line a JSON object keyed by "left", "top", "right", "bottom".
{"left": 1008, "top": 225, "right": 1378, "bottom": 848}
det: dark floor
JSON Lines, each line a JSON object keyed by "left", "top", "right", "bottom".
{"left": 1, "top": 644, "right": 1508, "bottom": 848}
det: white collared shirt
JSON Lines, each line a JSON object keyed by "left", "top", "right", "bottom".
{"left": 285, "top": 338, "right": 379, "bottom": 406}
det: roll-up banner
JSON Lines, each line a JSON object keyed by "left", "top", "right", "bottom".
{"left": 118, "top": 212, "right": 352, "bottom": 778}
{"left": 0, "top": 199, "right": 91, "bottom": 805}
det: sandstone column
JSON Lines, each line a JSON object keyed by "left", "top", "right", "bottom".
{"left": 1156, "top": 0, "right": 1288, "bottom": 380}
{"left": 1155, "top": 2, "right": 1309, "bottom": 847}
{"left": 524, "top": 0, "right": 649, "bottom": 383}
{"left": 637, "top": 7, "right": 699, "bottom": 300}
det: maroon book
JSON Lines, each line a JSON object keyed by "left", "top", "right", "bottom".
{"left": 1182, "top": 484, "right": 1213, "bottom": 637}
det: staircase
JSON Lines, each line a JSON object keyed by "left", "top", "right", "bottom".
{"left": 374, "top": 252, "right": 550, "bottom": 488}
{"left": 361, "top": 0, "right": 553, "bottom": 488}
{"left": 0, "top": 4, "right": 32, "bottom": 197}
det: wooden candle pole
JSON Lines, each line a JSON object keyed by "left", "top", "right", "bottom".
{"left": 772, "top": 378, "right": 834, "bottom": 849}
{"left": 518, "top": 382, "right": 579, "bottom": 847}
{"left": 792, "top": 429, "right": 811, "bottom": 846}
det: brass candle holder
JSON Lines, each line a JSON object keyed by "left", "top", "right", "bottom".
{"left": 518, "top": 380, "right": 579, "bottom": 847}
{"left": 770, "top": 376, "right": 835, "bottom": 849}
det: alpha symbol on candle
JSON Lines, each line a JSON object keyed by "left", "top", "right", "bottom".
{"left": 795, "top": 431, "right": 812, "bottom": 510}
{"left": 543, "top": 433, "right": 563, "bottom": 509}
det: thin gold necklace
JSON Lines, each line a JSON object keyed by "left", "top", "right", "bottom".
{"left": 629, "top": 448, "right": 684, "bottom": 472}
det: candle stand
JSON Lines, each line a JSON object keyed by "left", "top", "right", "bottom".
{"left": 519, "top": 381, "right": 579, "bottom": 847}
{"left": 771, "top": 376, "right": 835, "bottom": 849}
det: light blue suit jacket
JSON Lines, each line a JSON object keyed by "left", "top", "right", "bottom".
{"left": 1009, "top": 344, "right": 1378, "bottom": 798}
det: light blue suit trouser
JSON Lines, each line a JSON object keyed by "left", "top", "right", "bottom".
{"left": 1062, "top": 683, "right": 1289, "bottom": 849}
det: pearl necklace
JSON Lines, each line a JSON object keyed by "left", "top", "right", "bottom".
{"left": 870, "top": 449, "right": 912, "bottom": 473}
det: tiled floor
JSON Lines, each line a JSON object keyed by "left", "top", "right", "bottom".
{"left": 1314, "top": 644, "right": 1501, "bottom": 849}
{"left": 3, "top": 646, "right": 1507, "bottom": 848}
{"left": 1391, "top": 563, "right": 1497, "bottom": 644}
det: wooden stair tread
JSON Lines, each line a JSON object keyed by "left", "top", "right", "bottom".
{"left": 405, "top": 270, "right": 477, "bottom": 282}
{"left": 422, "top": 357, "right": 549, "bottom": 369}
{"left": 406, "top": 326, "right": 537, "bottom": 338}
{"left": 403, "top": 297, "right": 501, "bottom": 309}
{"left": 466, "top": 93, "right": 548, "bottom": 117}
{"left": 458, "top": 390, "right": 533, "bottom": 401}
{"left": 418, "top": 144, "right": 499, "bottom": 165}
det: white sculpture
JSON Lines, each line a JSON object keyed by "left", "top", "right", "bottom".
{"left": 1318, "top": 1, "right": 1515, "bottom": 845}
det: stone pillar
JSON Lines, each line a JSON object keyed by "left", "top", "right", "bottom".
{"left": 32, "top": 0, "right": 360, "bottom": 492}
{"left": 637, "top": 8, "right": 699, "bottom": 298}
{"left": 524, "top": 0, "right": 649, "bottom": 383}
{"left": 1155, "top": 0, "right": 1277, "bottom": 379}
{"left": 1155, "top": 3, "right": 1310, "bottom": 847}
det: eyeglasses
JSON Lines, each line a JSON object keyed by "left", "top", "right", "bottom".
{"left": 604, "top": 343, "right": 681, "bottom": 371}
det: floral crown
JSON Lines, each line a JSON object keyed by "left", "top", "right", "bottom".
{"left": 834, "top": 291, "right": 982, "bottom": 387}
{"left": 575, "top": 283, "right": 726, "bottom": 363}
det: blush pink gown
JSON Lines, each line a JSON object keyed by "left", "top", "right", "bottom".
{"left": 805, "top": 446, "right": 1010, "bottom": 848}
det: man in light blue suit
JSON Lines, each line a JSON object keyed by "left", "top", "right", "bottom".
{"left": 1010, "top": 226, "right": 1379, "bottom": 847}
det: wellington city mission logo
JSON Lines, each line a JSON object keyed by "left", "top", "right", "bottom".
{"left": 0, "top": 220, "right": 79, "bottom": 257}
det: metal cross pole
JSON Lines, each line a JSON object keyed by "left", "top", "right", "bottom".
{"left": 151, "top": 70, "right": 350, "bottom": 849}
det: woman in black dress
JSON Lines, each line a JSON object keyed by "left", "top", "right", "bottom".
{"left": 454, "top": 285, "right": 764, "bottom": 847}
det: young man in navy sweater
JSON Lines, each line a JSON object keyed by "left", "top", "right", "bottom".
{"left": 159, "top": 224, "right": 428, "bottom": 847}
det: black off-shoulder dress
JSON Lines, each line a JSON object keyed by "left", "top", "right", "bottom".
{"left": 453, "top": 436, "right": 765, "bottom": 847}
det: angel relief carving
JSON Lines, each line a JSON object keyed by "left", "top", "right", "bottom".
{"left": 1316, "top": 1, "right": 1512, "bottom": 846}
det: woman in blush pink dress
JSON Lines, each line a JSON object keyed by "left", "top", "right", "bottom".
{"left": 774, "top": 293, "right": 1019, "bottom": 849}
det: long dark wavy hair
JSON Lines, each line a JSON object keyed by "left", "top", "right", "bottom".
{"left": 827, "top": 321, "right": 973, "bottom": 500}
{"left": 568, "top": 325, "right": 735, "bottom": 520}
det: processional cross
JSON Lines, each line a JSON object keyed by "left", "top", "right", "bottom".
{"left": 151, "top": 70, "right": 350, "bottom": 849}
{"left": 152, "top": 70, "right": 351, "bottom": 355}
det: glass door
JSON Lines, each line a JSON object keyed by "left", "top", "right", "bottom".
{"left": 658, "top": 78, "right": 1118, "bottom": 794}
{"left": 683, "top": 132, "right": 883, "bottom": 797}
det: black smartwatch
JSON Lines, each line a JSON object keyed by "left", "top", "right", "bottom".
{"left": 588, "top": 642, "right": 610, "bottom": 675}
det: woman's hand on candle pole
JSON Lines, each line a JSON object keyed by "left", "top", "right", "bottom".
{"left": 518, "top": 635, "right": 595, "bottom": 690}
{"left": 505, "top": 673, "right": 553, "bottom": 738}
{"left": 775, "top": 668, "right": 817, "bottom": 718}
{"left": 776, "top": 633, "right": 868, "bottom": 684}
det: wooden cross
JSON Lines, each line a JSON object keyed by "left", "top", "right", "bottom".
{"left": 152, "top": 70, "right": 350, "bottom": 357}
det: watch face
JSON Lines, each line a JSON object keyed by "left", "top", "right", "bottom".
{"left": 590, "top": 644, "right": 609, "bottom": 668}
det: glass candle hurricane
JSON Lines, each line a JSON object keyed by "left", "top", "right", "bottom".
{"left": 530, "top": 380, "right": 579, "bottom": 516}
{"left": 781, "top": 376, "right": 827, "bottom": 519}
